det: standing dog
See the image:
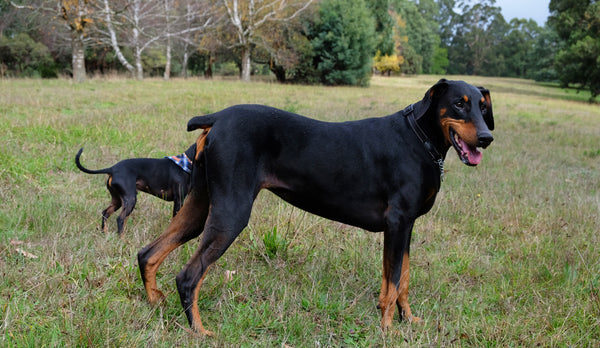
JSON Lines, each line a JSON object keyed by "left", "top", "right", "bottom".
{"left": 75, "top": 144, "right": 196, "bottom": 234}
{"left": 137, "top": 79, "right": 494, "bottom": 335}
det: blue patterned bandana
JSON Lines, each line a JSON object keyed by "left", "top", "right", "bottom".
{"left": 166, "top": 153, "right": 192, "bottom": 174}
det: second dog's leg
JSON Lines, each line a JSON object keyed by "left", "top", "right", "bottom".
{"left": 101, "top": 180, "right": 121, "bottom": 233}
{"left": 116, "top": 193, "right": 136, "bottom": 235}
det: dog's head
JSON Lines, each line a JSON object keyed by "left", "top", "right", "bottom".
{"left": 415, "top": 79, "right": 494, "bottom": 166}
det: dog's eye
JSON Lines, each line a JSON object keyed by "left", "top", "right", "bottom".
{"left": 480, "top": 103, "right": 487, "bottom": 113}
{"left": 455, "top": 101, "right": 465, "bottom": 109}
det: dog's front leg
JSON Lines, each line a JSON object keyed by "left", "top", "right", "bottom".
{"left": 378, "top": 213, "right": 420, "bottom": 330}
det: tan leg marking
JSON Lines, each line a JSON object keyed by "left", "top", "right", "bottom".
{"left": 142, "top": 194, "right": 203, "bottom": 304}
{"left": 379, "top": 275, "right": 400, "bottom": 330}
{"left": 379, "top": 252, "right": 420, "bottom": 330}
{"left": 189, "top": 266, "right": 213, "bottom": 336}
{"left": 397, "top": 252, "right": 420, "bottom": 323}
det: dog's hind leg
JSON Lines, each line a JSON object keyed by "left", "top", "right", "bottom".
{"left": 138, "top": 187, "right": 209, "bottom": 305}
{"left": 138, "top": 128, "right": 212, "bottom": 304}
{"left": 115, "top": 187, "right": 137, "bottom": 235}
{"left": 176, "top": 197, "right": 254, "bottom": 336}
{"left": 101, "top": 178, "right": 121, "bottom": 233}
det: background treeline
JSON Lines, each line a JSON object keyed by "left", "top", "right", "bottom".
{"left": 1, "top": 0, "right": 598, "bottom": 98}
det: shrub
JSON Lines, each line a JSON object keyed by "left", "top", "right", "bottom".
{"left": 310, "top": 0, "right": 376, "bottom": 86}
{"left": 0, "top": 33, "right": 57, "bottom": 78}
{"left": 373, "top": 50, "right": 403, "bottom": 75}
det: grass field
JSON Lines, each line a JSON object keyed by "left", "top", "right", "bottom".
{"left": 1, "top": 75, "right": 599, "bottom": 347}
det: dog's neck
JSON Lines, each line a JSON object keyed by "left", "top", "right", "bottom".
{"left": 403, "top": 103, "right": 447, "bottom": 183}
{"left": 404, "top": 104, "right": 448, "bottom": 161}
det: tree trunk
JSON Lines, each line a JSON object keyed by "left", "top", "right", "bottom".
{"left": 204, "top": 53, "right": 213, "bottom": 79}
{"left": 71, "top": 30, "right": 86, "bottom": 83}
{"left": 163, "top": 0, "right": 171, "bottom": 80}
{"left": 103, "top": 0, "right": 135, "bottom": 76}
{"left": 270, "top": 59, "right": 286, "bottom": 83}
{"left": 164, "top": 39, "right": 171, "bottom": 80}
{"left": 241, "top": 45, "right": 251, "bottom": 81}
{"left": 133, "top": 27, "right": 143, "bottom": 80}
{"left": 182, "top": 46, "right": 189, "bottom": 79}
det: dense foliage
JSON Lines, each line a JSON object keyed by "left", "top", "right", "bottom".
{"left": 549, "top": 0, "right": 600, "bottom": 99}
{"left": 310, "top": 0, "right": 376, "bottom": 86}
{"left": 0, "top": 0, "right": 597, "bottom": 95}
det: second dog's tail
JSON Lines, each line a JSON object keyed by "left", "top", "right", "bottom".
{"left": 187, "top": 115, "right": 217, "bottom": 132}
{"left": 75, "top": 148, "right": 112, "bottom": 175}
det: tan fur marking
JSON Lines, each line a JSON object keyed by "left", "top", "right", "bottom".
{"left": 397, "top": 252, "right": 419, "bottom": 322}
{"left": 378, "top": 251, "right": 420, "bottom": 329}
{"left": 463, "top": 95, "right": 469, "bottom": 102}
{"left": 379, "top": 276, "right": 399, "bottom": 329}
{"left": 440, "top": 108, "right": 447, "bottom": 117}
{"left": 142, "top": 194, "right": 205, "bottom": 304}
{"left": 195, "top": 128, "right": 211, "bottom": 161}
{"left": 108, "top": 175, "right": 113, "bottom": 187}
{"left": 190, "top": 266, "right": 213, "bottom": 336}
{"left": 440, "top": 118, "right": 478, "bottom": 146}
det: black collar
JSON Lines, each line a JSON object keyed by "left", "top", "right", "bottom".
{"left": 403, "top": 104, "right": 445, "bottom": 182}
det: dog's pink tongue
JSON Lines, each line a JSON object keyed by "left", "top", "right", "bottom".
{"left": 460, "top": 138, "right": 482, "bottom": 165}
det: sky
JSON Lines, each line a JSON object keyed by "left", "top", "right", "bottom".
{"left": 494, "top": 0, "right": 551, "bottom": 25}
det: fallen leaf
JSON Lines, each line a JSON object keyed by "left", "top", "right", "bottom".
{"left": 16, "top": 248, "right": 38, "bottom": 259}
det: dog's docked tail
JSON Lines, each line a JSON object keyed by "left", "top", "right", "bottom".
{"left": 187, "top": 115, "right": 217, "bottom": 132}
{"left": 75, "top": 148, "right": 112, "bottom": 175}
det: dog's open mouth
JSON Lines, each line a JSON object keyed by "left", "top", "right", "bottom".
{"left": 449, "top": 128, "right": 482, "bottom": 166}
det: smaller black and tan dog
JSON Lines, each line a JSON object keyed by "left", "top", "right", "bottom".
{"left": 75, "top": 144, "right": 196, "bottom": 234}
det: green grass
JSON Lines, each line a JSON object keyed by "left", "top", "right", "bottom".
{"left": 1, "top": 76, "right": 599, "bottom": 346}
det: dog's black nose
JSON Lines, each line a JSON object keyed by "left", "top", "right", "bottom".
{"left": 477, "top": 132, "right": 494, "bottom": 148}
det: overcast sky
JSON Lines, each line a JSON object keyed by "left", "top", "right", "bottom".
{"left": 494, "top": 0, "right": 551, "bottom": 25}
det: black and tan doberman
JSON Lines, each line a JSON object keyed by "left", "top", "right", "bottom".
{"left": 75, "top": 144, "right": 196, "bottom": 234}
{"left": 137, "top": 79, "right": 494, "bottom": 335}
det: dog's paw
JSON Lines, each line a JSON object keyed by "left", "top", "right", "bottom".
{"left": 408, "top": 315, "right": 422, "bottom": 324}
{"left": 148, "top": 288, "right": 166, "bottom": 305}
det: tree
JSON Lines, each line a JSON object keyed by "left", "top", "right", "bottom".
{"left": 445, "top": 0, "right": 506, "bottom": 75}
{"left": 98, "top": 0, "right": 162, "bottom": 80}
{"left": 161, "top": 0, "right": 218, "bottom": 80}
{"left": 366, "top": 0, "right": 395, "bottom": 55}
{"left": 393, "top": 0, "right": 440, "bottom": 74}
{"left": 549, "top": 0, "right": 600, "bottom": 100}
{"left": 221, "top": 0, "right": 314, "bottom": 81}
{"left": 430, "top": 45, "right": 448, "bottom": 74}
{"left": 98, "top": 0, "right": 215, "bottom": 80}
{"left": 501, "top": 18, "right": 541, "bottom": 78}
{"left": 310, "top": 0, "right": 376, "bottom": 86}
{"left": 252, "top": 12, "right": 315, "bottom": 83}
{"left": 11, "top": 0, "right": 94, "bottom": 82}
{"left": 528, "top": 25, "right": 559, "bottom": 82}
{"left": 177, "top": 0, "right": 219, "bottom": 79}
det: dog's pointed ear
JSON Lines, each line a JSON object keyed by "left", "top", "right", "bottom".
{"left": 478, "top": 87, "right": 494, "bottom": 131}
{"left": 413, "top": 79, "right": 449, "bottom": 119}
